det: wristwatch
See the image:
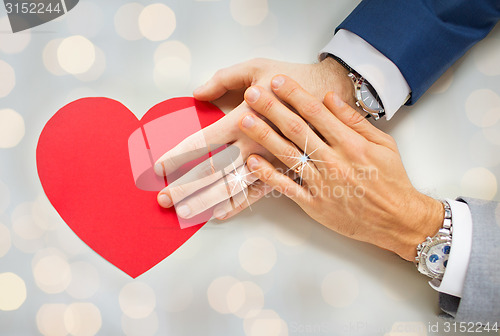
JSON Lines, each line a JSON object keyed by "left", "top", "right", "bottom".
{"left": 415, "top": 200, "right": 453, "bottom": 280}
{"left": 328, "top": 54, "right": 385, "bottom": 120}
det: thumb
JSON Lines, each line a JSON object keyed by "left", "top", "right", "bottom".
{"left": 194, "top": 62, "right": 254, "bottom": 101}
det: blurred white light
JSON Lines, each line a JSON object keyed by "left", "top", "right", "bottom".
{"left": 138, "top": 4, "right": 176, "bottom": 41}
{"left": 0, "top": 222, "right": 11, "bottom": 258}
{"left": 12, "top": 202, "right": 45, "bottom": 240}
{"left": 43, "top": 39, "right": 67, "bottom": 76}
{"left": 321, "top": 270, "right": 359, "bottom": 308}
{"left": 0, "top": 60, "right": 15, "bottom": 98}
{"left": 243, "top": 309, "right": 288, "bottom": 336}
{"left": 64, "top": 303, "right": 102, "bottom": 336}
{"left": 0, "top": 272, "right": 27, "bottom": 311}
{"left": 119, "top": 282, "right": 156, "bottom": 319}
{"left": 207, "top": 276, "right": 239, "bottom": 314}
{"left": 0, "top": 109, "right": 24, "bottom": 148}
{"left": 115, "top": 3, "right": 145, "bottom": 41}
{"left": 239, "top": 237, "right": 277, "bottom": 275}
{"left": 57, "top": 35, "right": 96, "bottom": 75}
{"left": 66, "top": 261, "right": 100, "bottom": 299}
{"left": 121, "top": 312, "right": 159, "bottom": 336}
{"left": 473, "top": 37, "right": 500, "bottom": 76}
{"left": 75, "top": 46, "right": 106, "bottom": 82}
{"left": 460, "top": 167, "right": 498, "bottom": 200}
{"left": 33, "top": 251, "right": 72, "bottom": 294}
{"left": 154, "top": 40, "right": 191, "bottom": 65}
{"left": 153, "top": 57, "right": 191, "bottom": 94}
{"left": 37, "top": 304, "right": 68, "bottom": 336}
{"left": 0, "top": 16, "right": 31, "bottom": 54}
{"left": 230, "top": 0, "right": 269, "bottom": 26}
{"left": 465, "top": 89, "right": 500, "bottom": 128}
{"left": 227, "top": 281, "right": 264, "bottom": 318}
{"left": 33, "top": 193, "right": 63, "bottom": 231}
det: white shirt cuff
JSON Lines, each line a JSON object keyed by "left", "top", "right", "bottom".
{"left": 428, "top": 199, "right": 472, "bottom": 298}
{"left": 319, "top": 29, "right": 411, "bottom": 120}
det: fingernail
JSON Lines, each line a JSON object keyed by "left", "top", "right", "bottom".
{"left": 247, "top": 156, "right": 260, "bottom": 170}
{"left": 158, "top": 193, "right": 172, "bottom": 207}
{"left": 245, "top": 87, "right": 260, "bottom": 103}
{"left": 176, "top": 205, "right": 191, "bottom": 218}
{"left": 154, "top": 163, "right": 164, "bottom": 176}
{"left": 241, "top": 115, "right": 255, "bottom": 128}
{"left": 214, "top": 207, "right": 227, "bottom": 220}
{"left": 271, "top": 76, "right": 285, "bottom": 89}
{"left": 333, "top": 93, "right": 345, "bottom": 107}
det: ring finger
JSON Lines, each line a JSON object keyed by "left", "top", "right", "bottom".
{"left": 238, "top": 113, "right": 320, "bottom": 182}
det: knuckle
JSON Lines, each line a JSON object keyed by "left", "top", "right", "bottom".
{"left": 386, "top": 134, "right": 398, "bottom": 148}
{"left": 285, "top": 118, "right": 304, "bottom": 137}
{"left": 198, "top": 161, "right": 215, "bottom": 178}
{"left": 257, "top": 127, "right": 272, "bottom": 142}
{"left": 261, "top": 98, "right": 275, "bottom": 115}
{"left": 260, "top": 168, "right": 274, "bottom": 183}
{"left": 346, "top": 111, "right": 366, "bottom": 128}
{"left": 169, "top": 184, "right": 186, "bottom": 201}
{"left": 282, "top": 146, "right": 299, "bottom": 165}
{"left": 251, "top": 58, "right": 267, "bottom": 67}
{"left": 282, "top": 86, "right": 300, "bottom": 101}
{"left": 301, "top": 100, "right": 324, "bottom": 117}
{"left": 185, "top": 132, "right": 206, "bottom": 152}
{"left": 163, "top": 155, "right": 178, "bottom": 171}
{"left": 225, "top": 174, "right": 239, "bottom": 192}
{"left": 212, "top": 70, "right": 223, "bottom": 82}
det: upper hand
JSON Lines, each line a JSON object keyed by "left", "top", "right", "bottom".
{"left": 154, "top": 58, "right": 354, "bottom": 222}
{"left": 239, "top": 74, "right": 444, "bottom": 261}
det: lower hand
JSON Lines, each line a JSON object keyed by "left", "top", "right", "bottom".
{"left": 238, "top": 74, "right": 444, "bottom": 261}
{"left": 155, "top": 58, "right": 354, "bottom": 221}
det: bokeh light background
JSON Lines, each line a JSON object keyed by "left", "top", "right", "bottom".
{"left": 0, "top": 1, "right": 499, "bottom": 335}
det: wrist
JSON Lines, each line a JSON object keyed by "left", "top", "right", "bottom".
{"left": 392, "top": 193, "right": 444, "bottom": 261}
{"left": 316, "top": 57, "right": 357, "bottom": 109}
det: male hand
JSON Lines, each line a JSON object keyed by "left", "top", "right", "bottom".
{"left": 154, "top": 58, "right": 355, "bottom": 222}
{"left": 238, "top": 74, "right": 443, "bottom": 261}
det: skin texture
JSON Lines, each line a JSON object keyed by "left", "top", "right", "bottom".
{"left": 237, "top": 75, "right": 444, "bottom": 261}
{"left": 155, "top": 58, "right": 356, "bottom": 220}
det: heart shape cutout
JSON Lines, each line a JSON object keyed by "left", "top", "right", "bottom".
{"left": 37, "top": 97, "right": 224, "bottom": 278}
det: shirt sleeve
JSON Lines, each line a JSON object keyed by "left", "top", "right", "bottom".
{"left": 429, "top": 199, "right": 473, "bottom": 298}
{"left": 319, "top": 29, "right": 410, "bottom": 120}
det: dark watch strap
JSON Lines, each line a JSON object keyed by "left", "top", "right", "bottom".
{"left": 327, "top": 54, "right": 356, "bottom": 74}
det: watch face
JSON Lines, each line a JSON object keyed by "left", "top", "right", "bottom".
{"left": 425, "top": 243, "right": 451, "bottom": 275}
{"left": 359, "top": 81, "right": 383, "bottom": 113}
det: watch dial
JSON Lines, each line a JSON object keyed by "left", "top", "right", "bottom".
{"left": 425, "top": 243, "right": 451, "bottom": 275}
{"left": 360, "top": 81, "right": 383, "bottom": 112}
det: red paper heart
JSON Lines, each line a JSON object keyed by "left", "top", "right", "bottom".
{"left": 36, "top": 97, "right": 224, "bottom": 278}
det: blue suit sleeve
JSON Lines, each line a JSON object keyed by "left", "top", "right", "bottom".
{"left": 337, "top": 0, "right": 500, "bottom": 104}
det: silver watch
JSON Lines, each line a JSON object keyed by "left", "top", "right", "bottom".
{"left": 415, "top": 200, "right": 453, "bottom": 280}
{"left": 328, "top": 55, "right": 385, "bottom": 120}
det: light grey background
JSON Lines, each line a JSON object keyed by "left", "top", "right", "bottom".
{"left": 0, "top": 0, "right": 499, "bottom": 335}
